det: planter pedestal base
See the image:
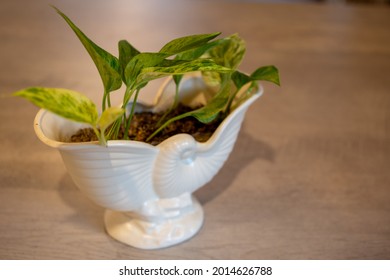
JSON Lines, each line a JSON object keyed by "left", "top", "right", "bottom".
{"left": 104, "top": 196, "right": 204, "bottom": 249}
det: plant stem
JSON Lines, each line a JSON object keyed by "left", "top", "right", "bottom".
{"left": 219, "top": 73, "right": 233, "bottom": 114}
{"left": 102, "top": 90, "right": 107, "bottom": 111}
{"left": 225, "top": 88, "right": 238, "bottom": 115}
{"left": 146, "top": 111, "right": 191, "bottom": 143}
{"left": 229, "top": 81, "right": 257, "bottom": 112}
{"left": 172, "top": 81, "right": 180, "bottom": 110}
{"left": 102, "top": 89, "right": 112, "bottom": 111}
{"left": 156, "top": 81, "right": 180, "bottom": 128}
{"left": 107, "top": 91, "right": 111, "bottom": 108}
{"left": 122, "top": 86, "right": 134, "bottom": 109}
{"left": 123, "top": 88, "right": 140, "bottom": 140}
{"left": 92, "top": 126, "right": 106, "bottom": 146}
{"left": 105, "top": 86, "right": 132, "bottom": 141}
{"left": 108, "top": 117, "right": 122, "bottom": 140}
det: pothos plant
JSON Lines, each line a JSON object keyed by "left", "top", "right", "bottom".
{"left": 14, "top": 7, "right": 280, "bottom": 146}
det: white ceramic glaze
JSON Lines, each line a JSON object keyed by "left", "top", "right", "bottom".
{"left": 34, "top": 75, "right": 263, "bottom": 249}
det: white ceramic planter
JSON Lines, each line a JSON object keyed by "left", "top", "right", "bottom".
{"left": 34, "top": 76, "right": 262, "bottom": 249}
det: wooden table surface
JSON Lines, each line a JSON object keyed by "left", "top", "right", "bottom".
{"left": 1, "top": 0, "right": 389, "bottom": 259}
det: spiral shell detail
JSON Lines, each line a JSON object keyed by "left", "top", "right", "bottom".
{"left": 152, "top": 93, "right": 258, "bottom": 198}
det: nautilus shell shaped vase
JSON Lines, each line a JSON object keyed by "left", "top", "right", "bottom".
{"left": 34, "top": 75, "right": 263, "bottom": 249}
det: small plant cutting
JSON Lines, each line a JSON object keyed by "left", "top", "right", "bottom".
{"left": 13, "top": 7, "right": 280, "bottom": 249}
{"left": 14, "top": 7, "right": 279, "bottom": 146}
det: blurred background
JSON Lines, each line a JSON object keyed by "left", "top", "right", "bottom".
{"left": 1, "top": 0, "right": 389, "bottom": 259}
{"left": 211, "top": 0, "right": 390, "bottom": 4}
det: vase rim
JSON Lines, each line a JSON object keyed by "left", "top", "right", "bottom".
{"left": 34, "top": 80, "right": 263, "bottom": 150}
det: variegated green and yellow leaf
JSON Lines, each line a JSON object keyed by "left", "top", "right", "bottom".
{"left": 159, "top": 32, "right": 221, "bottom": 55}
{"left": 14, "top": 87, "right": 98, "bottom": 125}
{"left": 137, "top": 59, "right": 231, "bottom": 87}
{"left": 251, "top": 65, "right": 280, "bottom": 86}
{"left": 207, "top": 34, "right": 246, "bottom": 69}
{"left": 53, "top": 6, "right": 122, "bottom": 93}
{"left": 97, "top": 107, "right": 125, "bottom": 132}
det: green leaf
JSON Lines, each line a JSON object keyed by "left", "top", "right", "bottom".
{"left": 251, "top": 65, "right": 280, "bottom": 86}
{"left": 207, "top": 34, "right": 246, "bottom": 69}
{"left": 95, "top": 107, "right": 124, "bottom": 146}
{"left": 189, "top": 81, "right": 231, "bottom": 123}
{"left": 231, "top": 71, "right": 252, "bottom": 89}
{"left": 173, "top": 74, "right": 183, "bottom": 87}
{"left": 136, "top": 59, "right": 232, "bottom": 87}
{"left": 159, "top": 32, "right": 221, "bottom": 55}
{"left": 189, "top": 95, "right": 227, "bottom": 123}
{"left": 52, "top": 6, "right": 122, "bottom": 93}
{"left": 124, "top": 52, "right": 167, "bottom": 87}
{"left": 97, "top": 107, "right": 125, "bottom": 132}
{"left": 175, "top": 39, "right": 224, "bottom": 61}
{"left": 202, "top": 71, "right": 222, "bottom": 87}
{"left": 14, "top": 87, "right": 98, "bottom": 125}
{"left": 118, "top": 40, "right": 140, "bottom": 82}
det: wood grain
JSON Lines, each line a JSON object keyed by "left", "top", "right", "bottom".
{"left": 1, "top": 0, "right": 389, "bottom": 259}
